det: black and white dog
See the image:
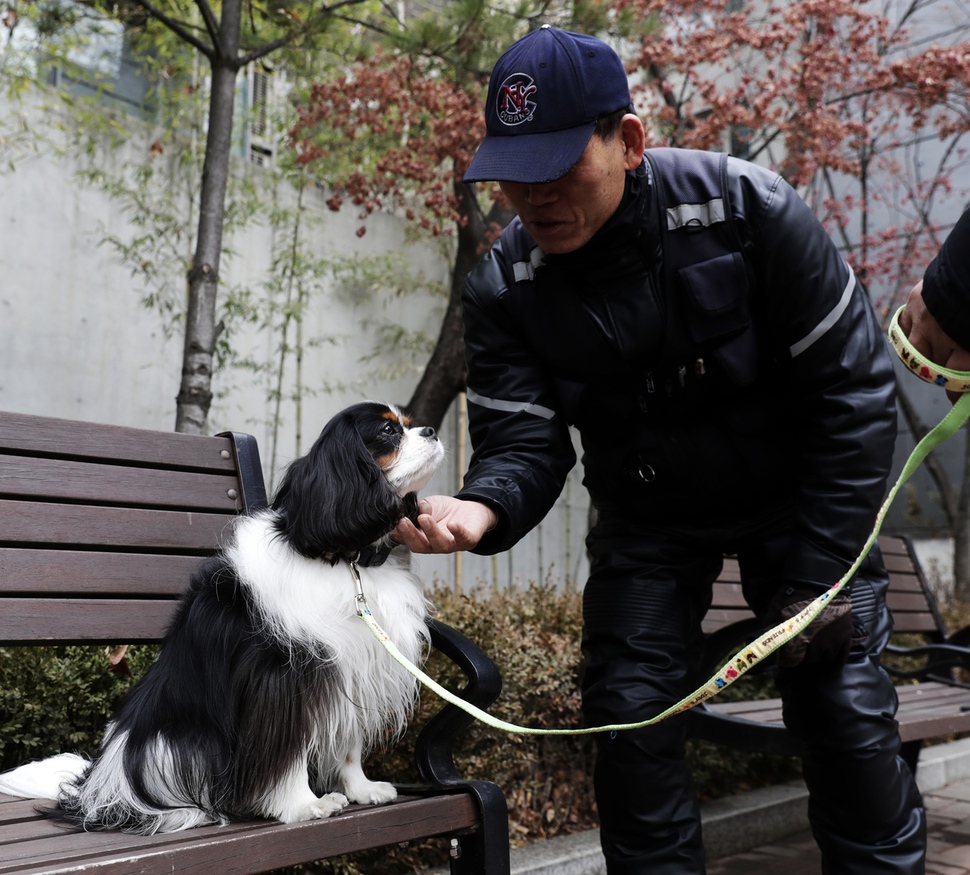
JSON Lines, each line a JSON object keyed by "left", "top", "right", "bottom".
{"left": 0, "top": 401, "right": 444, "bottom": 834}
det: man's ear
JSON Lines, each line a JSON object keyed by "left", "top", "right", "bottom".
{"left": 619, "top": 114, "right": 646, "bottom": 170}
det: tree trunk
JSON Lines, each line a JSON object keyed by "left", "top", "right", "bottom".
{"left": 405, "top": 273, "right": 468, "bottom": 431}
{"left": 174, "top": 13, "right": 241, "bottom": 434}
{"left": 405, "top": 181, "right": 513, "bottom": 430}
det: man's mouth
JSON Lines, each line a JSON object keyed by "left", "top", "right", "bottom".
{"left": 531, "top": 218, "right": 570, "bottom": 235}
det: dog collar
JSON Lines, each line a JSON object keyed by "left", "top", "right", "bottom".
{"left": 356, "top": 543, "right": 393, "bottom": 567}
{"left": 320, "top": 543, "right": 393, "bottom": 567}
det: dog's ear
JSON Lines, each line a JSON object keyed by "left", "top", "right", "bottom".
{"left": 402, "top": 491, "right": 420, "bottom": 526}
{"left": 272, "top": 414, "right": 405, "bottom": 559}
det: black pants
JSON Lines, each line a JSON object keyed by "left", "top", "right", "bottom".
{"left": 582, "top": 511, "right": 926, "bottom": 875}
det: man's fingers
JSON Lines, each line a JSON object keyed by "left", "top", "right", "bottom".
{"left": 391, "top": 496, "right": 491, "bottom": 554}
{"left": 418, "top": 513, "right": 459, "bottom": 552}
{"left": 392, "top": 517, "right": 432, "bottom": 552}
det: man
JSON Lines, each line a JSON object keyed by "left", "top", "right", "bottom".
{"left": 396, "top": 26, "right": 925, "bottom": 874}
{"left": 900, "top": 209, "right": 970, "bottom": 403}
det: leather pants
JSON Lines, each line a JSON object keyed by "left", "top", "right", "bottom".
{"left": 581, "top": 511, "right": 926, "bottom": 875}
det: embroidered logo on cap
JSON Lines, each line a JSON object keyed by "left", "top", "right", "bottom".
{"left": 496, "top": 73, "right": 537, "bottom": 126}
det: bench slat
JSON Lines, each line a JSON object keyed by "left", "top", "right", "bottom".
{"left": 697, "top": 681, "right": 970, "bottom": 747}
{"left": 691, "top": 533, "right": 970, "bottom": 774}
{"left": 887, "top": 614, "right": 943, "bottom": 634}
{"left": 702, "top": 562, "right": 940, "bottom": 636}
{"left": 0, "top": 412, "right": 237, "bottom": 473}
{"left": 0, "top": 550, "right": 199, "bottom": 596}
{"left": 0, "top": 794, "right": 478, "bottom": 875}
{"left": 0, "top": 501, "right": 234, "bottom": 552}
{"left": 0, "top": 598, "right": 179, "bottom": 644}
{"left": 0, "top": 456, "right": 242, "bottom": 512}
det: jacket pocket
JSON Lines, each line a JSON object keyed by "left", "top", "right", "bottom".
{"left": 678, "top": 252, "right": 758, "bottom": 386}
{"left": 678, "top": 252, "right": 750, "bottom": 343}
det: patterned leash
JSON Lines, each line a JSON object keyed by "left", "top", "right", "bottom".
{"left": 355, "top": 307, "right": 970, "bottom": 735}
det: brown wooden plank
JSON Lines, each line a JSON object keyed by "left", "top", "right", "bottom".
{"left": 0, "top": 806, "right": 265, "bottom": 846}
{"left": 883, "top": 573, "right": 923, "bottom": 592}
{"left": 898, "top": 716, "right": 970, "bottom": 742}
{"left": 701, "top": 610, "right": 756, "bottom": 634}
{"left": 0, "top": 550, "right": 201, "bottom": 596}
{"left": 0, "top": 794, "right": 477, "bottom": 875}
{"left": 0, "top": 796, "right": 42, "bottom": 823}
{"left": 879, "top": 536, "right": 913, "bottom": 556}
{"left": 702, "top": 682, "right": 970, "bottom": 743}
{"left": 0, "top": 598, "right": 179, "bottom": 643}
{"left": 0, "top": 501, "right": 235, "bottom": 552}
{"left": 0, "top": 412, "right": 238, "bottom": 473}
{"left": 708, "top": 585, "right": 748, "bottom": 609}
{"left": 895, "top": 682, "right": 970, "bottom": 709}
{"left": 0, "top": 456, "right": 242, "bottom": 512}
{"left": 887, "top": 613, "right": 941, "bottom": 634}
{"left": 885, "top": 591, "right": 937, "bottom": 613}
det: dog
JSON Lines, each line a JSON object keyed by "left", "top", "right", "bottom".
{"left": 0, "top": 401, "right": 444, "bottom": 834}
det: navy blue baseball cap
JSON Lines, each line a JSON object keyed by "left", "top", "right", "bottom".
{"left": 463, "top": 26, "right": 632, "bottom": 185}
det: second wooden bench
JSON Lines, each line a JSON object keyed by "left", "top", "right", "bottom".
{"left": 687, "top": 534, "right": 970, "bottom": 773}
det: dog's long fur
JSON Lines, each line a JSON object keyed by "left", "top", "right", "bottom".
{"left": 0, "top": 402, "right": 444, "bottom": 834}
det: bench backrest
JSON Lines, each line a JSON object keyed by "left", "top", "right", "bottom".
{"left": 701, "top": 534, "right": 946, "bottom": 639}
{"left": 0, "top": 411, "right": 267, "bottom": 645}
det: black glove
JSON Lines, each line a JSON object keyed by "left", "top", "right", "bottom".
{"left": 766, "top": 584, "right": 863, "bottom": 669}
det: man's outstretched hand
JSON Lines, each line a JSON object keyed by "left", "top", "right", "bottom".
{"left": 394, "top": 496, "right": 497, "bottom": 554}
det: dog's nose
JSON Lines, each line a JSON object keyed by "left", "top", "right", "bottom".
{"left": 418, "top": 427, "right": 437, "bottom": 440}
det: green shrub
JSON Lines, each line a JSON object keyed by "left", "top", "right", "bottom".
{"left": 0, "top": 645, "right": 157, "bottom": 770}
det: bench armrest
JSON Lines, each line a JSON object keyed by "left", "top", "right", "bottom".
{"left": 944, "top": 624, "right": 970, "bottom": 649}
{"left": 415, "top": 618, "right": 503, "bottom": 786}
{"left": 414, "top": 618, "right": 510, "bottom": 875}
{"left": 884, "top": 640, "right": 970, "bottom": 684}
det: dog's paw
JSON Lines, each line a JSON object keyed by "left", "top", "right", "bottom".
{"left": 346, "top": 780, "right": 397, "bottom": 806}
{"left": 287, "top": 793, "right": 349, "bottom": 821}
{"left": 311, "top": 792, "right": 350, "bottom": 818}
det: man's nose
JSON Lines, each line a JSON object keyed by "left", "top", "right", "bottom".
{"left": 525, "top": 182, "right": 557, "bottom": 205}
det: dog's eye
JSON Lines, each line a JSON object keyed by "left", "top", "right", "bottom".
{"left": 382, "top": 422, "right": 397, "bottom": 435}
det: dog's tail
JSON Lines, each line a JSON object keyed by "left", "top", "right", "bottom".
{"left": 0, "top": 753, "right": 89, "bottom": 800}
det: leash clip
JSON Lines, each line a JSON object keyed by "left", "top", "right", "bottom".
{"left": 350, "top": 556, "right": 369, "bottom": 616}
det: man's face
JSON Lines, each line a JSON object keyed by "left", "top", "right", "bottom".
{"left": 498, "top": 116, "right": 643, "bottom": 255}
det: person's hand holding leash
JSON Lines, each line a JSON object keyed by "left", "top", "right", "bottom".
{"left": 898, "top": 282, "right": 970, "bottom": 404}
{"left": 766, "top": 585, "right": 862, "bottom": 669}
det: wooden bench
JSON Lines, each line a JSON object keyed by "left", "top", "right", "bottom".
{"left": 687, "top": 534, "right": 970, "bottom": 773}
{"left": 0, "top": 410, "right": 510, "bottom": 875}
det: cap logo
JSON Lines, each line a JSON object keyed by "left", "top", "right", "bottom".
{"left": 496, "top": 73, "right": 537, "bottom": 126}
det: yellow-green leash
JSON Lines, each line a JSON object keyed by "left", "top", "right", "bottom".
{"left": 355, "top": 306, "right": 970, "bottom": 735}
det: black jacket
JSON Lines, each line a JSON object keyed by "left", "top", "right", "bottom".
{"left": 457, "top": 151, "right": 897, "bottom": 593}
{"left": 922, "top": 208, "right": 970, "bottom": 350}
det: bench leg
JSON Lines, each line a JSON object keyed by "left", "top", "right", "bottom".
{"left": 448, "top": 781, "right": 510, "bottom": 875}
